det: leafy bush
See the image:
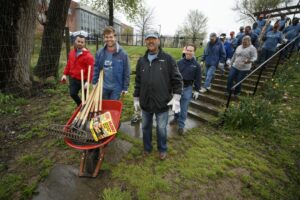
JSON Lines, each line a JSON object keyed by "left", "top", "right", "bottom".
{"left": 223, "top": 96, "right": 276, "bottom": 132}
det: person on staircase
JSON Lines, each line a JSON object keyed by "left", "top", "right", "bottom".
{"left": 200, "top": 33, "right": 226, "bottom": 93}
{"left": 256, "top": 13, "right": 266, "bottom": 29}
{"left": 236, "top": 26, "right": 259, "bottom": 48}
{"left": 220, "top": 33, "right": 234, "bottom": 69}
{"left": 282, "top": 17, "right": 300, "bottom": 56}
{"left": 169, "top": 44, "right": 201, "bottom": 135}
{"left": 226, "top": 36, "right": 257, "bottom": 97}
{"left": 259, "top": 20, "right": 283, "bottom": 64}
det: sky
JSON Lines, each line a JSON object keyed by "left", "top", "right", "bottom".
{"left": 117, "top": 0, "right": 246, "bottom": 39}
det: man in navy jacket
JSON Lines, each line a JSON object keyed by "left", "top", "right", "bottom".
{"left": 200, "top": 33, "right": 226, "bottom": 93}
{"left": 170, "top": 44, "right": 201, "bottom": 135}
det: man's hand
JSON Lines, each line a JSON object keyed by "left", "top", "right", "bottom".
{"left": 61, "top": 75, "right": 67, "bottom": 83}
{"left": 84, "top": 82, "right": 89, "bottom": 89}
{"left": 134, "top": 97, "right": 140, "bottom": 111}
{"left": 121, "top": 90, "right": 128, "bottom": 95}
{"left": 167, "top": 94, "right": 181, "bottom": 113}
{"left": 218, "top": 62, "right": 225, "bottom": 70}
{"left": 244, "top": 59, "right": 252, "bottom": 64}
{"left": 193, "top": 91, "right": 199, "bottom": 100}
{"left": 226, "top": 59, "right": 231, "bottom": 66}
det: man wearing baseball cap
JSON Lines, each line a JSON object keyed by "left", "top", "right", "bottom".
{"left": 200, "top": 32, "right": 226, "bottom": 93}
{"left": 133, "top": 30, "right": 183, "bottom": 160}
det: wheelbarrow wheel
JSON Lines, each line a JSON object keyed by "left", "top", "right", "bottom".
{"left": 86, "top": 149, "right": 99, "bottom": 174}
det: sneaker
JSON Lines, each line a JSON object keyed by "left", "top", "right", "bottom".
{"left": 200, "top": 88, "right": 207, "bottom": 93}
{"left": 207, "top": 86, "right": 211, "bottom": 90}
{"left": 169, "top": 119, "right": 178, "bottom": 125}
{"left": 159, "top": 152, "right": 167, "bottom": 160}
{"left": 178, "top": 128, "right": 184, "bottom": 135}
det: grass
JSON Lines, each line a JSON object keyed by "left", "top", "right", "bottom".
{"left": 109, "top": 127, "right": 298, "bottom": 199}
{"left": 102, "top": 187, "right": 132, "bottom": 200}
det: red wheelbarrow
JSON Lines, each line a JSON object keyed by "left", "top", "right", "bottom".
{"left": 64, "top": 100, "right": 122, "bottom": 177}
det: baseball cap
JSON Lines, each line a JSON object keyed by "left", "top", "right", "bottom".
{"left": 72, "top": 30, "right": 88, "bottom": 38}
{"left": 220, "top": 33, "right": 226, "bottom": 38}
{"left": 145, "top": 31, "right": 159, "bottom": 39}
{"left": 209, "top": 32, "right": 217, "bottom": 38}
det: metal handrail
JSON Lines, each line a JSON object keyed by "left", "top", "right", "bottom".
{"left": 225, "top": 34, "right": 300, "bottom": 108}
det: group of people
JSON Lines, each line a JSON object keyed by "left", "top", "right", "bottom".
{"left": 61, "top": 14, "right": 299, "bottom": 160}
{"left": 61, "top": 26, "right": 130, "bottom": 106}
{"left": 200, "top": 14, "right": 299, "bottom": 96}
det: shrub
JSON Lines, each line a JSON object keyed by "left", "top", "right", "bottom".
{"left": 223, "top": 96, "right": 276, "bottom": 132}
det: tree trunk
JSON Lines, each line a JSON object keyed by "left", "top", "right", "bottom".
{"left": 34, "top": 0, "right": 71, "bottom": 79}
{"left": 108, "top": 0, "right": 114, "bottom": 26}
{"left": 0, "top": 0, "right": 35, "bottom": 96}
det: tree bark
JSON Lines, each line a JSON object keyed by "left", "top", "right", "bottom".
{"left": 0, "top": 0, "right": 35, "bottom": 96}
{"left": 34, "top": 0, "right": 71, "bottom": 79}
{"left": 108, "top": 0, "right": 114, "bottom": 26}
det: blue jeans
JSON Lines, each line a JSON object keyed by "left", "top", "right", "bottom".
{"left": 142, "top": 110, "right": 168, "bottom": 153}
{"left": 174, "top": 85, "right": 193, "bottom": 128}
{"left": 102, "top": 88, "right": 121, "bottom": 100}
{"left": 226, "top": 67, "right": 249, "bottom": 95}
{"left": 260, "top": 48, "right": 275, "bottom": 64}
{"left": 204, "top": 65, "right": 216, "bottom": 88}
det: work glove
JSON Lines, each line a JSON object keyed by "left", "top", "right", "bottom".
{"left": 282, "top": 38, "right": 288, "bottom": 44}
{"left": 226, "top": 59, "right": 231, "bottom": 66}
{"left": 121, "top": 90, "right": 128, "bottom": 95}
{"left": 84, "top": 82, "right": 89, "bottom": 89}
{"left": 200, "top": 61, "right": 204, "bottom": 66}
{"left": 134, "top": 97, "right": 140, "bottom": 111}
{"left": 193, "top": 91, "right": 199, "bottom": 100}
{"left": 218, "top": 62, "right": 225, "bottom": 71}
{"left": 61, "top": 75, "right": 67, "bottom": 83}
{"left": 167, "top": 94, "right": 181, "bottom": 113}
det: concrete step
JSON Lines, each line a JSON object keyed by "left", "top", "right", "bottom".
{"left": 210, "top": 82, "right": 258, "bottom": 93}
{"left": 190, "top": 100, "right": 220, "bottom": 117}
{"left": 198, "top": 93, "right": 227, "bottom": 106}
{"left": 201, "top": 88, "right": 228, "bottom": 99}
{"left": 214, "top": 73, "right": 269, "bottom": 83}
{"left": 213, "top": 70, "right": 272, "bottom": 80}
{"left": 213, "top": 78, "right": 264, "bottom": 87}
{"left": 187, "top": 107, "right": 218, "bottom": 124}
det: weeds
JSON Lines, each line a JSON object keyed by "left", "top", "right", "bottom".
{"left": 222, "top": 96, "right": 276, "bottom": 132}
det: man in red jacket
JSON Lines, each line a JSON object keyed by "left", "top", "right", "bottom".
{"left": 61, "top": 34, "right": 95, "bottom": 106}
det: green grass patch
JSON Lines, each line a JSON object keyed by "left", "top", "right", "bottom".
{"left": 0, "top": 174, "right": 23, "bottom": 200}
{"left": 101, "top": 187, "right": 132, "bottom": 200}
{"left": 0, "top": 93, "right": 28, "bottom": 115}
